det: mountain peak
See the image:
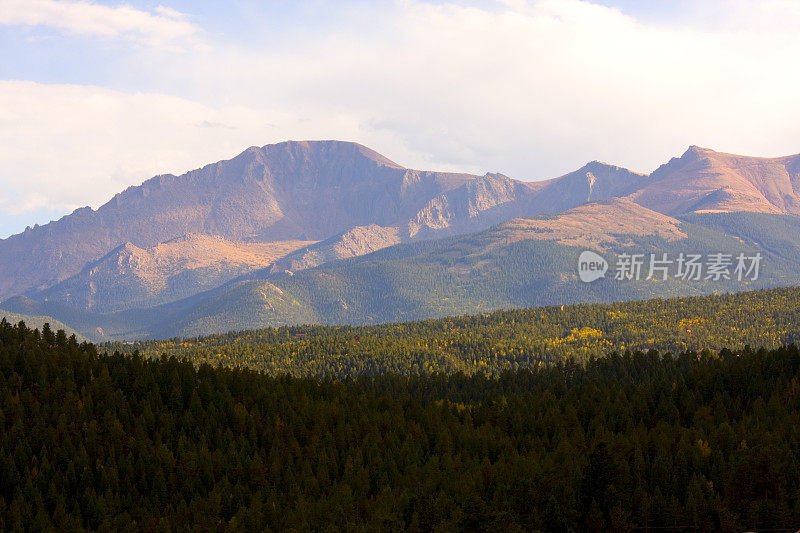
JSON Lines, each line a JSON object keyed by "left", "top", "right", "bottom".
{"left": 633, "top": 145, "right": 800, "bottom": 215}
{"left": 258, "top": 140, "right": 405, "bottom": 170}
{"left": 682, "top": 145, "right": 716, "bottom": 159}
{"left": 480, "top": 172, "right": 514, "bottom": 182}
{"left": 521, "top": 160, "right": 650, "bottom": 214}
{"left": 0, "top": 139, "right": 480, "bottom": 300}
{"left": 581, "top": 160, "right": 646, "bottom": 176}
{"left": 584, "top": 160, "right": 613, "bottom": 169}
{"left": 687, "top": 144, "right": 712, "bottom": 152}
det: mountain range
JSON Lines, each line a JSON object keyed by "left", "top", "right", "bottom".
{"left": 3, "top": 140, "right": 800, "bottom": 340}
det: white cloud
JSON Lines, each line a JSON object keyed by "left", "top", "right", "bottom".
{"left": 0, "top": 0, "right": 199, "bottom": 46}
{"left": 169, "top": 0, "right": 800, "bottom": 178}
{"left": 3, "top": 0, "right": 800, "bottom": 236}
{"left": 0, "top": 80, "right": 420, "bottom": 231}
{"left": 154, "top": 5, "right": 188, "bottom": 21}
{"left": 0, "top": 81, "right": 256, "bottom": 218}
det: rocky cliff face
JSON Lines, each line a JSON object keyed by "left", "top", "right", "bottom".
{"left": 407, "top": 173, "right": 533, "bottom": 238}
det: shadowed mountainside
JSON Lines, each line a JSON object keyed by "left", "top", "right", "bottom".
{"left": 0, "top": 141, "right": 474, "bottom": 299}
{"left": 0, "top": 141, "right": 645, "bottom": 305}
{"left": 4, "top": 141, "right": 800, "bottom": 339}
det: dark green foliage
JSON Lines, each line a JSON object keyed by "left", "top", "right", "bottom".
{"left": 683, "top": 211, "right": 800, "bottom": 264}
{"left": 122, "top": 285, "right": 800, "bottom": 377}
{"left": 2, "top": 318, "right": 800, "bottom": 531}
{"left": 0, "top": 309, "right": 86, "bottom": 341}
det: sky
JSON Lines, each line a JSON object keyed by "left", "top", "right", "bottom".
{"left": 2, "top": 0, "right": 800, "bottom": 238}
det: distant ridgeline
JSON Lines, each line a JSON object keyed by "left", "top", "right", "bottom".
{"left": 111, "top": 285, "right": 800, "bottom": 378}
{"left": 0, "top": 309, "right": 86, "bottom": 342}
{"left": 2, "top": 320, "right": 799, "bottom": 530}
{"left": 5, "top": 142, "right": 800, "bottom": 342}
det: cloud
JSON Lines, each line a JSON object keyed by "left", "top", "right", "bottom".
{"left": 171, "top": 0, "right": 800, "bottom": 178}
{"left": 0, "top": 81, "right": 257, "bottom": 225}
{"left": 3, "top": 0, "right": 800, "bottom": 236}
{"left": 0, "top": 80, "right": 419, "bottom": 236}
{"left": 154, "top": 5, "right": 189, "bottom": 21}
{"left": 0, "top": 0, "right": 200, "bottom": 46}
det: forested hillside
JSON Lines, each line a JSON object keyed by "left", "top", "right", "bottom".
{"left": 0, "top": 310, "right": 86, "bottom": 342}
{"left": 14, "top": 208, "right": 800, "bottom": 342}
{"left": 2, "top": 320, "right": 799, "bottom": 531}
{"left": 120, "top": 286, "right": 800, "bottom": 378}
{"left": 6, "top": 142, "right": 800, "bottom": 342}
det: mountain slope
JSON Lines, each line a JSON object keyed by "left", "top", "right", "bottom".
{"left": 262, "top": 166, "right": 654, "bottom": 276}
{"left": 155, "top": 202, "right": 799, "bottom": 338}
{"left": 33, "top": 235, "right": 315, "bottom": 313}
{"left": 526, "top": 160, "right": 651, "bottom": 214}
{"left": 0, "top": 140, "right": 674, "bottom": 303}
{"left": 0, "top": 309, "right": 87, "bottom": 341}
{"left": 14, "top": 200, "right": 800, "bottom": 341}
{"left": 266, "top": 225, "right": 403, "bottom": 275}
{"left": 629, "top": 146, "right": 800, "bottom": 215}
{"left": 0, "top": 141, "right": 476, "bottom": 299}
{"left": 6, "top": 141, "right": 800, "bottom": 340}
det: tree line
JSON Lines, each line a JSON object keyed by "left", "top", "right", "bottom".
{"left": 118, "top": 286, "right": 800, "bottom": 378}
{"left": 2, "top": 319, "right": 799, "bottom": 530}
